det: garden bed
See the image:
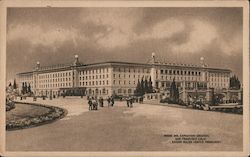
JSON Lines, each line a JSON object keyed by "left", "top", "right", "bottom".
{"left": 6, "top": 102, "right": 67, "bottom": 131}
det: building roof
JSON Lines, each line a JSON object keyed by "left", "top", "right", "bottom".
{"left": 17, "top": 60, "right": 231, "bottom": 75}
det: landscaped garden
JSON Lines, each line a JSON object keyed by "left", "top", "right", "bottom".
{"left": 6, "top": 102, "right": 67, "bottom": 131}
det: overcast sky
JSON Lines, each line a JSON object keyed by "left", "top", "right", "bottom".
{"left": 6, "top": 7, "right": 243, "bottom": 82}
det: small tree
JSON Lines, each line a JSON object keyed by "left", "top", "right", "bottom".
{"left": 170, "top": 78, "right": 179, "bottom": 103}
{"left": 13, "top": 79, "right": 17, "bottom": 89}
{"left": 144, "top": 79, "right": 149, "bottom": 94}
{"left": 134, "top": 79, "right": 142, "bottom": 96}
{"left": 140, "top": 77, "right": 145, "bottom": 95}
{"left": 28, "top": 83, "right": 31, "bottom": 93}
{"left": 148, "top": 76, "right": 153, "bottom": 93}
{"left": 230, "top": 75, "right": 241, "bottom": 90}
{"left": 21, "top": 82, "right": 25, "bottom": 94}
{"left": 24, "top": 82, "right": 27, "bottom": 94}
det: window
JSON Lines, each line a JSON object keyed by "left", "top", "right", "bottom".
{"left": 118, "top": 89, "right": 122, "bottom": 93}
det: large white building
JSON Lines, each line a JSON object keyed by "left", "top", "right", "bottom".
{"left": 16, "top": 54, "right": 231, "bottom": 98}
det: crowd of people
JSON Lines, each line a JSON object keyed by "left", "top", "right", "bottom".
{"left": 87, "top": 96, "right": 142, "bottom": 111}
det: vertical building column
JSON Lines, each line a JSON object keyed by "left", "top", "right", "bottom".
{"left": 150, "top": 66, "right": 156, "bottom": 88}
{"left": 206, "top": 88, "right": 213, "bottom": 104}
{"left": 182, "top": 87, "right": 187, "bottom": 103}
{"left": 150, "top": 52, "right": 157, "bottom": 89}
{"left": 109, "top": 66, "right": 113, "bottom": 96}
{"left": 72, "top": 69, "right": 79, "bottom": 88}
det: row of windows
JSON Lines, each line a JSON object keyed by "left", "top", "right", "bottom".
{"left": 209, "top": 73, "right": 229, "bottom": 77}
{"left": 114, "top": 67, "right": 150, "bottom": 73}
{"left": 39, "top": 82, "right": 71, "bottom": 88}
{"left": 113, "top": 74, "right": 150, "bottom": 79}
{"left": 39, "top": 77, "right": 71, "bottom": 83}
{"left": 39, "top": 72, "right": 72, "bottom": 79}
{"left": 86, "top": 88, "right": 108, "bottom": 94}
{"left": 210, "top": 78, "right": 229, "bottom": 82}
{"left": 209, "top": 83, "right": 228, "bottom": 87}
{"left": 113, "top": 80, "right": 136, "bottom": 85}
{"left": 79, "top": 74, "right": 109, "bottom": 80}
{"left": 159, "top": 75, "right": 202, "bottom": 81}
{"left": 117, "top": 88, "right": 133, "bottom": 94}
{"left": 79, "top": 68, "right": 109, "bottom": 75}
{"left": 159, "top": 69, "right": 201, "bottom": 76}
{"left": 79, "top": 80, "right": 109, "bottom": 86}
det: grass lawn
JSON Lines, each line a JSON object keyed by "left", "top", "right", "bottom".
{"left": 6, "top": 103, "right": 51, "bottom": 123}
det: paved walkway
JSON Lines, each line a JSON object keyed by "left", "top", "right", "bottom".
{"left": 7, "top": 97, "right": 243, "bottom": 151}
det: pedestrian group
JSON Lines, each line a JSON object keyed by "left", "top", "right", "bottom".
{"left": 87, "top": 96, "right": 142, "bottom": 111}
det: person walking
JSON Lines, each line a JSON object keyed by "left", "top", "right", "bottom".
{"left": 88, "top": 97, "right": 92, "bottom": 111}
{"left": 129, "top": 97, "right": 133, "bottom": 108}
{"left": 107, "top": 96, "right": 111, "bottom": 107}
{"left": 126, "top": 97, "right": 130, "bottom": 107}
{"left": 99, "top": 97, "right": 104, "bottom": 107}
{"left": 111, "top": 96, "right": 114, "bottom": 107}
{"left": 92, "top": 98, "right": 98, "bottom": 110}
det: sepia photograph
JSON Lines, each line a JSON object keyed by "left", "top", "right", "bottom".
{"left": 1, "top": 0, "right": 249, "bottom": 157}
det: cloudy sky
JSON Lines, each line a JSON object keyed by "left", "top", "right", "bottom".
{"left": 7, "top": 7, "right": 243, "bottom": 81}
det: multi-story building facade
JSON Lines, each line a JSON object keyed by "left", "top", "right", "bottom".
{"left": 16, "top": 54, "right": 232, "bottom": 98}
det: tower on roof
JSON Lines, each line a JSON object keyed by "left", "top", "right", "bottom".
{"left": 200, "top": 57, "right": 207, "bottom": 67}
{"left": 36, "top": 61, "right": 40, "bottom": 70}
{"left": 151, "top": 52, "right": 156, "bottom": 64}
{"left": 73, "top": 54, "right": 80, "bottom": 66}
